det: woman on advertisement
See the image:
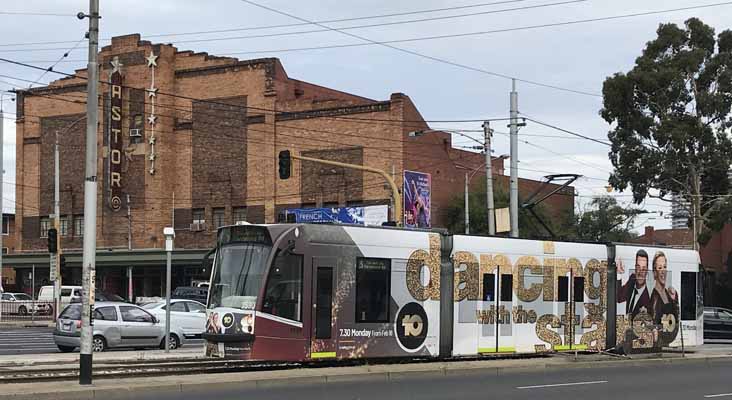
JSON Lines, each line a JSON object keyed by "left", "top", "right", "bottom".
{"left": 650, "top": 251, "right": 680, "bottom": 346}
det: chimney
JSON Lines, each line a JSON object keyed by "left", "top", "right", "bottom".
{"left": 644, "top": 226, "right": 655, "bottom": 243}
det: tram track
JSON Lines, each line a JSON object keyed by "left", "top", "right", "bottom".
{"left": 0, "top": 359, "right": 298, "bottom": 384}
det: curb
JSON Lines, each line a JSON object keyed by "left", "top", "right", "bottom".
{"left": 1, "top": 353, "right": 731, "bottom": 399}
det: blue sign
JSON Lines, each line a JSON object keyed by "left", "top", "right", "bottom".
{"left": 285, "top": 206, "right": 388, "bottom": 226}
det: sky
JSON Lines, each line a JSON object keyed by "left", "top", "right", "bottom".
{"left": 1, "top": 0, "right": 730, "bottom": 232}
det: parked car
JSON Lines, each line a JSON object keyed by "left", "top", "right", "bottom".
{"left": 171, "top": 286, "right": 208, "bottom": 304}
{"left": 142, "top": 299, "right": 206, "bottom": 338}
{"left": 52, "top": 302, "right": 187, "bottom": 353}
{"left": 0, "top": 292, "right": 46, "bottom": 315}
{"left": 95, "top": 292, "right": 127, "bottom": 303}
{"left": 704, "top": 307, "right": 732, "bottom": 339}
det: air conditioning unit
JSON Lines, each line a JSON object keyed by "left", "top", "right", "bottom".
{"left": 190, "top": 222, "right": 206, "bottom": 232}
{"left": 129, "top": 128, "right": 142, "bottom": 137}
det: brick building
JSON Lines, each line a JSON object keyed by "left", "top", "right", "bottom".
{"left": 7, "top": 34, "right": 573, "bottom": 299}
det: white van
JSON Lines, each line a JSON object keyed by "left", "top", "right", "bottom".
{"left": 37, "top": 285, "right": 82, "bottom": 305}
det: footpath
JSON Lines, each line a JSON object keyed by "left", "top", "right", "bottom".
{"left": 0, "top": 347, "right": 730, "bottom": 400}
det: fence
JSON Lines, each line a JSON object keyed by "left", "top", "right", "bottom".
{"left": 0, "top": 300, "right": 54, "bottom": 323}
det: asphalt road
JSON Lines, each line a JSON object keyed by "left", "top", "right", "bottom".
{"left": 0, "top": 327, "right": 204, "bottom": 355}
{"left": 143, "top": 358, "right": 732, "bottom": 400}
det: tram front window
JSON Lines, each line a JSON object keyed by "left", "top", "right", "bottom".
{"left": 209, "top": 243, "right": 271, "bottom": 310}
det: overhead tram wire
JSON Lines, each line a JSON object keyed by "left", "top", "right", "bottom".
{"left": 0, "top": 0, "right": 587, "bottom": 53}
{"left": 0, "top": 62, "right": 510, "bottom": 128}
{"left": 0, "top": 11, "right": 76, "bottom": 17}
{"left": 519, "top": 113, "right": 612, "bottom": 146}
{"left": 28, "top": 37, "right": 86, "bottom": 89}
{"left": 237, "top": 0, "right": 732, "bottom": 98}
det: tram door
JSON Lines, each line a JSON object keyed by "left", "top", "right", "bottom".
{"left": 556, "top": 270, "right": 584, "bottom": 350}
{"left": 310, "top": 257, "right": 337, "bottom": 360}
{"left": 482, "top": 268, "right": 515, "bottom": 353}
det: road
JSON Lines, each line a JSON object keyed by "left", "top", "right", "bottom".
{"left": 142, "top": 357, "right": 732, "bottom": 400}
{"left": 0, "top": 327, "right": 204, "bottom": 355}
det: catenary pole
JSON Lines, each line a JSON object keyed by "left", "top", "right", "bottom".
{"left": 509, "top": 79, "right": 519, "bottom": 237}
{"left": 80, "top": 0, "right": 100, "bottom": 385}
{"left": 464, "top": 172, "right": 469, "bottom": 234}
{"left": 0, "top": 93, "right": 4, "bottom": 316}
{"left": 54, "top": 131, "right": 61, "bottom": 319}
{"left": 483, "top": 121, "right": 495, "bottom": 235}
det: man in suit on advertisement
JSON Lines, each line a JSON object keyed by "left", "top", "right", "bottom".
{"left": 617, "top": 249, "right": 652, "bottom": 319}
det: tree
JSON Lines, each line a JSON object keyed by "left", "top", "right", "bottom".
{"left": 573, "top": 196, "right": 645, "bottom": 243}
{"left": 444, "top": 180, "right": 573, "bottom": 238}
{"left": 600, "top": 18, "right": 732, "bottom": 248}
{"left": 601, "top": 18, "right": 732, "bottom": 248}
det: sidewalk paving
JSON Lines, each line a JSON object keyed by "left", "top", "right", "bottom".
{"left": 1, "top": 349, "right": 731, "bottom": 400}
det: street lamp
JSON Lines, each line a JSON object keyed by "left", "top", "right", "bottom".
{"left": 408, "top": 124, "right": 497, "bottom": 235}
{"left": 163, "top": 227, "right": 175, "bottom": 353}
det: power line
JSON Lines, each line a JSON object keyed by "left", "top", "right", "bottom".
{"left": 0, "top": 11, "right": 76, "bottom": 17}
{"left": 28, "top": 37, "right": 86, "bottom": 89}
{"left": 520, "top": 113, "right": 612, "bottom": 146}
{"left": 0, "top": 0, "right": 541, "bottom": 47}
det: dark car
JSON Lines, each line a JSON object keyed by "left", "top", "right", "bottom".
{"left": 94, "top": 292, "right": 127, "bottom": 303}
{"left": 704, "top": 307, "right": 732, "bottom": 339}
{"left": 171, "top": 286, "right": 208, "bottom": 304}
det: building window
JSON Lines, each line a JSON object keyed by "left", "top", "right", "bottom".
{"left": 233, "top": 207, "right": 247, "bottom": 223}
{"left": 192, "top": 208, "right": 205, "bottom": 224}
{"left": 213, "top": 208, "right": 225, "bottom": 229}
{"left": 74, "top": 215, "right": 84, "bottom": 236}
{"left": 356, "top": 258, "right": 390, "bottom": 323}
{"left": 1, "top": 215, "right": 9, "bottom": 235}
{"left": 59, "top": 216, "right": 69, "bottom": 236}
{"left": 40, "top": 217, "right": 51, "bottom": 238}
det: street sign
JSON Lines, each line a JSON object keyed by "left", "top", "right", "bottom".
{"left": 495, "top": 207, "right": 511, "bottom": 233}
{"left": 49, "top": 255, "right": 57, "bottom": 281}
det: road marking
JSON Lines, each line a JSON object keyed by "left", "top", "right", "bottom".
{"left": 517, "top": 381, "right": 608, "bottom": 389}
{"left": 705, "top": 394, "right": 732, "bottom": 398}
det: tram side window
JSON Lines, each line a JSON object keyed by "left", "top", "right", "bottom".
{"left": 573, "top": 277, "right": 584, "bottom": 302}
{"left": 500, "top": 274, "right": 513, "bottom": 301}
{"left": 356, "top": 258, "right": 390, "bottom": 323}
{"left": 483, "top": 274, "right": 496, "bottom": 301}
{"left": 262, "top": 251, "right": 303, "bottom": 322}
{"left": 681, "top": 272, "right": 696, "bottom": 321}
{"left": 557, "top": 276, "right": 569, "bottom": 302}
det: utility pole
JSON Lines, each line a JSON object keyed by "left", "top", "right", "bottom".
{"left": 464, "top": 172, "right": 469, "bottom": 234}
{"left": 0, "top": 92, "right": 4, "bottom": 311}
{"left": 483, "top": 121, "right": 495, "bottom": 235}
{"left": 79, "top": 0, "right": 100, "bottom": 386}
{"left": 54, "top": 131, "right": 61, "bottom": 319}
{"left": 509, "top": 79, "right": 519, "bottom": 238}
{"left": 126, "top": 194, "right": 132, "bottom": 302}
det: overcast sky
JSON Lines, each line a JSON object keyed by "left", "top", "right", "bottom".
{"left": 1, "top": 0, "right": 730, "bottom": 231}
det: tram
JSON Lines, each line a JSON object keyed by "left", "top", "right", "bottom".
{"left": 203, "top": 223, "right": 703, "bottom": 361}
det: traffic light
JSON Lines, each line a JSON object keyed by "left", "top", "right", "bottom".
{"left": 47, "top": 228, "right": 58, "bottom": 253}
{"left": 278, "top": 150, "right": 291, "bottom": 180}
{"left": 60, "top": 255, "right": 67, "bottom": 269}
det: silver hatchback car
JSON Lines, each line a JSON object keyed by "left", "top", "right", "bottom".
{"left": 53, "top": 302, "right": 186, "bottom": 352}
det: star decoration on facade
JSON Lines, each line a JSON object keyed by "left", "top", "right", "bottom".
{"left": 147, "top": 115, "right": 157, "bottom": 126}
{"left": 110, "top": 56, "right": 123, "bottom": 74}
{"left": 148, "top": 154, "right": 156, "bottom": 161}
{"left": 148, "top": 136, "right": 156, "bottom": 145}
{"left": 149, "top": 168, "right": 155, "bottom": 175}
{"left": 146, "top": 51, "right": 158, "bottom": 68}
{"left": 146, "top": 86, "right": 158, "bottom": 98}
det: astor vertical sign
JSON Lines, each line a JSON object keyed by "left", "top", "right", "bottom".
{"left": 109, "top": 66, "right": 123, "bottom": 211}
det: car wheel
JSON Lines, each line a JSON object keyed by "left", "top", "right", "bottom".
{"left": 161, "top": 334, "right": 180, "bottom": 350}
{"left": 57, "top": 345, "right": 75, "bottom": 353}
{"left": 92, "top": 335, "right": 107, "bottom": 352}
{"left": 17, "top": 305, "right": 27, "bottom": 316}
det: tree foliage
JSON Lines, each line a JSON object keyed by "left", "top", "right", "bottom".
{"left": 573, "top": 196, "right": 645, "bottom": 243}
{"left": 444, "top": 180, "right": 573, "bottom": 238}
{"left": 601, "top": 18, "right": 732, "bottom": 245}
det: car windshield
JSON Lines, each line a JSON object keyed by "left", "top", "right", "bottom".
{"left": 142, "top": 302, "right": 163, "bottom": 310}
{"left": 14, "top": 294, "right": 32, "bottom": 301}
{"left": 59, "top": 304, "right": 82, "bottom": 320}
{"left": 208, "top": 243, "right": 271, "bottom": 311}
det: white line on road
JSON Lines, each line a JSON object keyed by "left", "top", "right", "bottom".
{"left": 705, "top": 394, "right": 732, "bottom": 398}
{"left": 517, "top": 381, "right": 608, "bottom": 390}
